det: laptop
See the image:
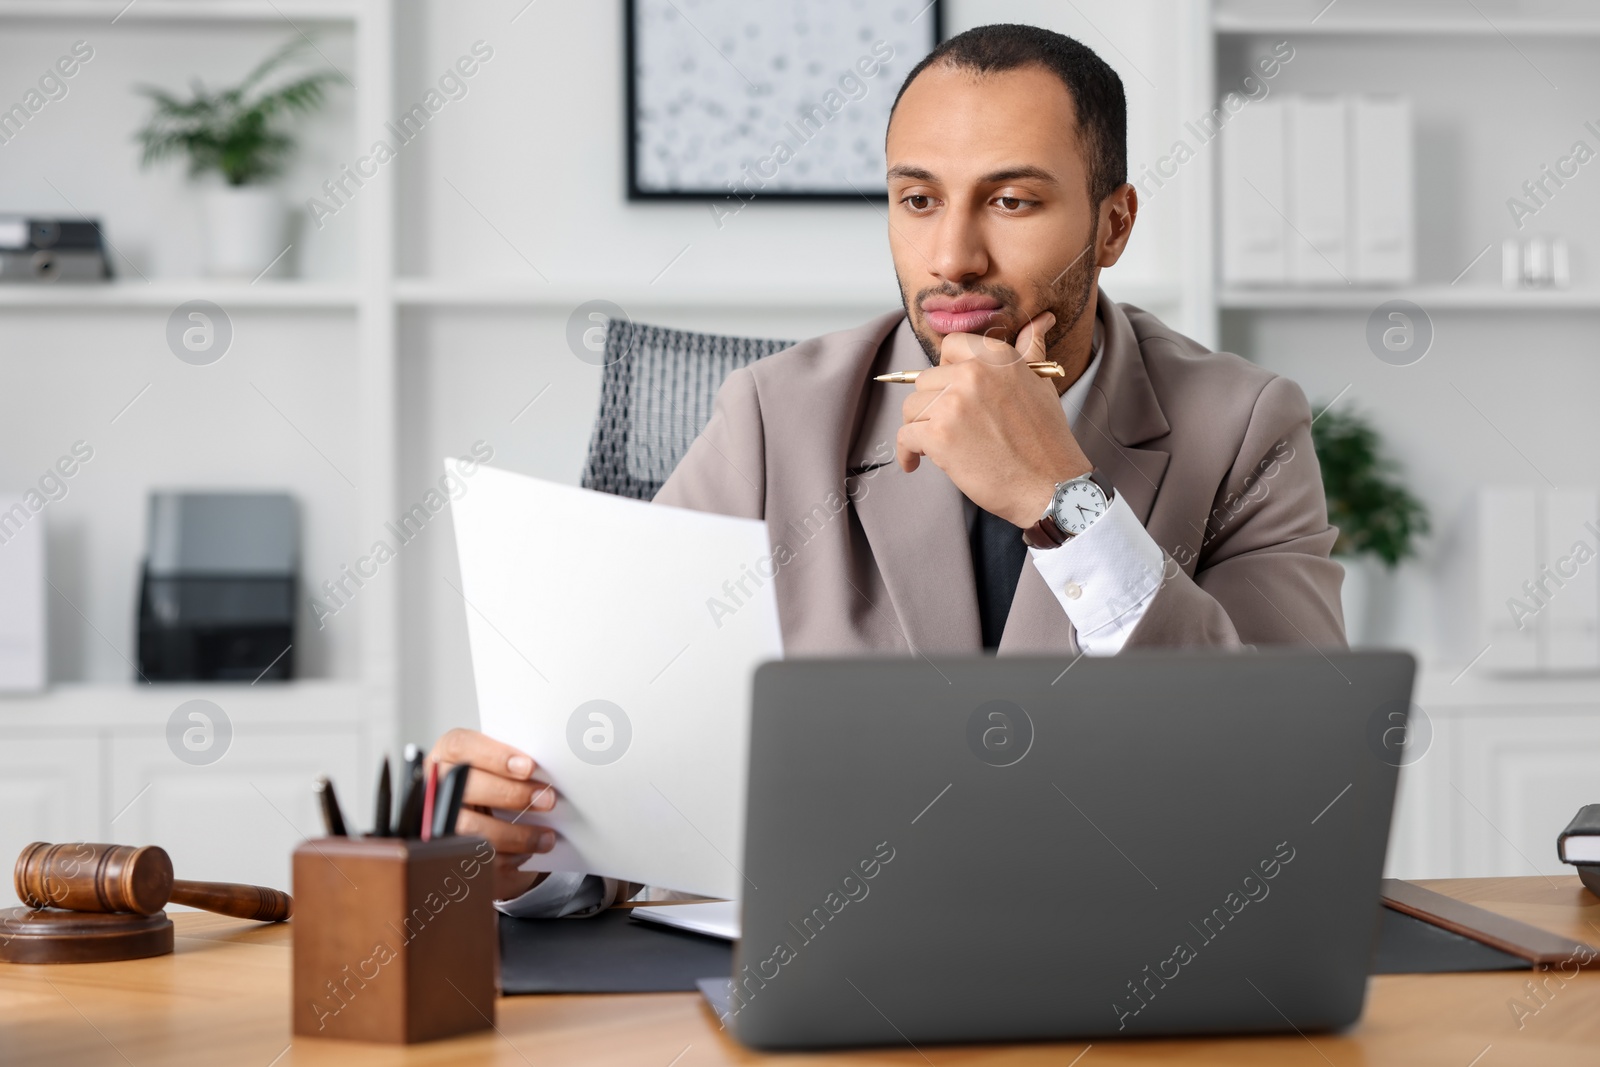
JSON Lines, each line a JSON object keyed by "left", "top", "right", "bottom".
{"left": 721, "top": 649, "right": 1415, "bottom": 1049}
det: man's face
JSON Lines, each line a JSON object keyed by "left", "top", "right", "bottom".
{"left": 885, "top": 63, "right": 1103, "bottom": 364}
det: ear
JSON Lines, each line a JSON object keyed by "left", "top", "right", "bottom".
{"left": 1095, "top": 183, "right": 1138, "bottom": 269}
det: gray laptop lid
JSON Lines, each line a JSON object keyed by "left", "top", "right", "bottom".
{"left": 729, "top": 649, "right": 1414, "bottom": 1050}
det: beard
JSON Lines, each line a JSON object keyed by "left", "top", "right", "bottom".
{"left": 897, "top": 235, "right": 1098, "bottom": 366}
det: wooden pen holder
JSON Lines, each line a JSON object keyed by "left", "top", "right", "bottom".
{"left": 291, "top": 835, "right": 498, "bottom": 1044}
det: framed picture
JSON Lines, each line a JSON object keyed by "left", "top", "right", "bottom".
{"left": 625, "top": 0, "right": 944, "bottom": 201}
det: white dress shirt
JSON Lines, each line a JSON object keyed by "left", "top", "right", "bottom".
{"left": 1021, "top": 326, "right": 1165, "bottom": 654}
{"left": 495, "top": 869, "right": 608, "bottom": 918}
{"left": 497, "top": 329, "right": 1164, "bottom": 917}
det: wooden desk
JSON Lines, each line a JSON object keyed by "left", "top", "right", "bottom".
{"left": 5, "top": 878, "right": 1600, "bottom": 1066}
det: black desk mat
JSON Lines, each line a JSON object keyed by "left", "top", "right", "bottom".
{"left": 1371, "top": 904, "right": 1529, "bottom": 973}
{"left": 498, "top": 902, "right": 1529, "bottom": 995}
{"left": 499, "top": 910, "right": 733, "bottom": 994}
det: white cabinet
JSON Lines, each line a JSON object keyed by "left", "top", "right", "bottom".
{"left": 1384, "top": 674, "right": 1600, "bottom": 879}
{"left": 0, "top": 735, "right": 104, "bottom": 906}
{"left": 0, "top": 682, "right": 369, "bottom": 907}
{"left": 107, "top": 727, "right": 363, "bottom": 893}
{"left": 1453, "top": 713, "right": 1600, "bottom": 878}
{"left": 1383, "top": 721, "right": 1450, "bottom": 881}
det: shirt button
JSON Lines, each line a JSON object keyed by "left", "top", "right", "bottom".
{"left": 1064, "top": 581, "right": 1083, "bottom": 600}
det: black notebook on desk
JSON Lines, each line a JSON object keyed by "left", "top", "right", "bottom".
{"left": 1558, "top": 804, "right": 1600, "bottom": 896}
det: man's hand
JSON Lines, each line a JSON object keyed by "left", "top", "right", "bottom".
{"left": 429, "top": 728, "right": 559, "bottom": 901}
{"left": 896, "top": 310, "right": 1093, "bottom": 528}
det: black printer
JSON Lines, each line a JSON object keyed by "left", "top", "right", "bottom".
{"left": 137, "top": 492, "right": 297, "bottom": 681}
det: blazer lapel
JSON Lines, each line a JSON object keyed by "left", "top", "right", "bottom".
{"left": 998, "top": 291, "right": 1172, "bottom": 654}
{"left": 1074, "top": 291, "right": 1172, "bottom": 525}
{"left": 847, "top": 319, "right": 982, "bottom": 655}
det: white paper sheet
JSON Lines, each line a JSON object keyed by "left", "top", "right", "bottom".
{"left": 631, "top": 899, "right": 740, "bottom": 941}
{"left": 450, "top": 464, "right": 782, "bottom": 899}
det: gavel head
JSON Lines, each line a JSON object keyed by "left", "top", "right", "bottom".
{"left": 16, "top": 842, "right": 174, "bottom": 915}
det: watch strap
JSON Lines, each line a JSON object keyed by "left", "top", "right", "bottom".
{"left": 1021, "top": 512, "right": 1068, "bottom": 550}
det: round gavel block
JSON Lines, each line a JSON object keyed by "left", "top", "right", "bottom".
{"left": 15, "top": 842, "right": 173, "bottom": 915}
{"left": 0, "top": 906, "right": 174, "bottom": 964}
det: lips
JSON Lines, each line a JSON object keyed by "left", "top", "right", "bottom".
{"left": 921, "top": 295, "right": 1004, "bottom": 335}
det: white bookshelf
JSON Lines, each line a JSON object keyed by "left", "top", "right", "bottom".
{"left": 394, "top": 277, "right": 901, "bottom": 311}
{"left": 1207, "top": 0, "right": 1600, "bottom": 880}
{"left": 1218, "top": 285, "right": 1600, "bottom": 311}
{"left": 0, "top": 280, "right": 360, "bottom": 308}
{"left": 392, "top": 276, "right": 1185, "bottom": 311}
{"left": 1215, "top": 14, "right": 1600, "bottom": 38}
{"left": 1213, "top": 0, "right": 1600, "bottom": 37}
{"left": 0, "top": 679, "right": 367, "bottom": 727}
{"left": 0, "top": 1, "right": 390, "bottom": 700}
{"left": 0, "top": 0, "right": 394, "bottom": 901}
{"left": 0, "top": 0, "right": 362, "bottom": 22}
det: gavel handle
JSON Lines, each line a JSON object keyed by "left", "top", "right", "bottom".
{"left": 169, "top": 879, "right": 293, "bottom": 922}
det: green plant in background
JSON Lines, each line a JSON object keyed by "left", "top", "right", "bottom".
{"left": 1311, "top": 407, "right": 1429, "bottom": 567}
{"left": 135, "top": 38, "right": 338, "bottom": 186}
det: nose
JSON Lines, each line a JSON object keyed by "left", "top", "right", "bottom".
{"left": 926, "top": 204, "right": 988, "bottom": 287}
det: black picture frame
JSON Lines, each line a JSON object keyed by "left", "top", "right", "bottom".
{"left": 624, "top": 0, "right": 944, "bottom": 202}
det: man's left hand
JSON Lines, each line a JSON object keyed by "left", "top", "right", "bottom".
{"left": 896, "top": 310, "right": 1093, "bottom": 528}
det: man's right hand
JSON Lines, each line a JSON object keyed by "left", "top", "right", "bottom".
{"left": 428, "top": 728, "right": 559, "bottom": 901}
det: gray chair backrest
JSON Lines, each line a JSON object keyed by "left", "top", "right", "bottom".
{"left": 582, "top": 318, "right": 795, "bottom": 500}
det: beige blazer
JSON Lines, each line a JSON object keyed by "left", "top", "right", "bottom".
{"left": 655, "top": 291, "right": 1345, "bottom": 656}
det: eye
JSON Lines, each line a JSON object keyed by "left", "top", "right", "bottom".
{"left": 900, "top": 194, "right": 935, "bottom": 213}
{"left": 995, "top": 195, "right": 1034, "bottom": 212}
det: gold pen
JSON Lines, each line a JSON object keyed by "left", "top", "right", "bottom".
{"left": 874, "top": 361, "right": 1065, "bottom": 384}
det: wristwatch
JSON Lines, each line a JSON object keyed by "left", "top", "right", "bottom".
{"left": 1021, "top": 470, "right": 1115, "bottom": 549}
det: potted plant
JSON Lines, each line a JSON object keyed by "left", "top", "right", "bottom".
{"left": 1311, "top": 407, "right": 1430, "bottom": 645}
{"left": 135, "top": 39, "right": 338, "bottom": 278}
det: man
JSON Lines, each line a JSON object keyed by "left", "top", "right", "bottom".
{"left": 438, "top": 24, "right": 1344, "bottom": 910}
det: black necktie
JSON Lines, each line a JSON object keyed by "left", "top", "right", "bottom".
{"left": 970, "top": 506, "right": 1027, "bottom": 651}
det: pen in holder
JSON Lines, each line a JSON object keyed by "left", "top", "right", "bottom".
{"left": 291, "top": 835, "right": 498, "bottom": 1044}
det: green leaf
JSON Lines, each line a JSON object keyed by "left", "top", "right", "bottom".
{"left": 132, "top": 34, "right": 341, "bottom": 185}
{"left": 1310, "top": 407, "right": 1430, "bottom": 567}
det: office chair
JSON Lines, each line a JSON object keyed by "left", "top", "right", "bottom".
{"left": 581, "top": 318, "right": 795, "bottom": 501}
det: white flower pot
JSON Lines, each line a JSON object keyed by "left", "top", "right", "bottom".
{"left": 200, "top": 187, "right": 287, "bottom": 279}
{"left": 1338, "top": 554, "right": 1397, "bottom": 647}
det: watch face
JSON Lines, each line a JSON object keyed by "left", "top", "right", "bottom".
{"left": 1054, "top": 478, "right": 1107, "bottom": 536}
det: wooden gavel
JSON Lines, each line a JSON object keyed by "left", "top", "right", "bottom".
{"left": 16, "top": 842, "right": 292, "bottom": 923}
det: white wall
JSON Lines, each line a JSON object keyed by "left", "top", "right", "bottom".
{"left": 391, "top": 0, "right": 1195, "bottom": 740}
{"left": 386, "top": 1, "right": 1186, "bottom": 296}
{"left": 946, "top": 0, "right": 1189, "bottom": 298}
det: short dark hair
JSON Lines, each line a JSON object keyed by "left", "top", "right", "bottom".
{"left": 890, "top": 24, "right": 1127, "bottom": 204}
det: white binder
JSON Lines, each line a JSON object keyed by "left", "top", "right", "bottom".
{"left": 1286, "top": 95, "right": 1350, "bottom": 284}
{"left": 1478, "top": 486, "right": 1541, "bottom": 673}
{"left": 1350, "top": 97, "right": 1414, "bottom": 284}
{"left": 1220, "top": 98, "right": 1287, "bottom": 285}
{"left": 1542, "top": 489, "right": 1600, "bottom": 670}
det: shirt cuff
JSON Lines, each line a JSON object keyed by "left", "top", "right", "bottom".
{"left": 494, "top": 871, "right": 607, "bottom": 919}
{"left": 1027, "top": 493, "right": 1165, "bottom": 654}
